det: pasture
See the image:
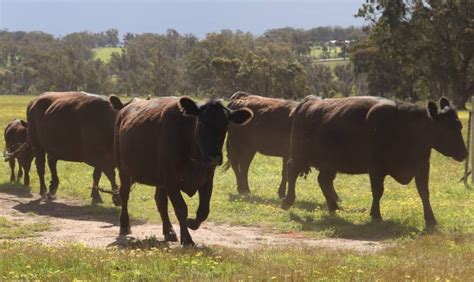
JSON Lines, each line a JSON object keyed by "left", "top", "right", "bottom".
{"left": 0, "top": 95, "right": 473, "bottom": 280}
{"left": 93, "top": 47, "right": 123, "bottom": 63}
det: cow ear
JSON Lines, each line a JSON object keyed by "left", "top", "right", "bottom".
{"left": 109, "top": 95, "right": 124, "bottom": 110}
{"left": 179, "top": 97, "right": 200, "bottom": 116}
{"left": 20, "top": 120, "right": 27, "bottom": 127}
{"left": 428, "top": 101, "right": 438, "bottom": 118}
{"left": 440, "top": 96, "right": 450, "bottom": 109}
{"left": 228, "top": 108, "right": 253, "bottom": 125}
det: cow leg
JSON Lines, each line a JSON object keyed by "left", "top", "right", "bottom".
{"left": 119, "top": 170, "right": 132, "bottom": 235}
{"left": 168, "top": 188, "right": 194, "bottom": 246}
{"left": 21, "top": 158, "right": 32, "bottom": 187}
{"left": 415, "top": 163, "right": 436, "bottom": 227}
{"left": 91, "top": 168, "right": 103, "bottom": 204}
{"left": 47, "top": 155, "right": 59, "bottom": 198}
{"left": 369, "top": 173, "right": 385, "bottom": 221}
{"left": 35, "top": 149, "right": 47, "bottom": 198}
{"left": 17, "top": 163, "right": 23, "bottom": 179}
{"left": 102, "top": 167, "right": 121, "bottom": 206}
{"left": 278, "top": 157, "right": 289, "bottom": 199}
{"left": 9, "top": 158, "right": 15, "bottom": 182}
{"left": 237, "top": 151, "right": 255, "bottom": 194}
{"left": 155, "top": 187, "right": 177, "bottom": 242}
{"left": 317, "top": 170, "right": 340, "bottom": 213}
{"left": 188, "top": 175, "right": 213, "bottom": 231}
{"left": 282, "top": 159, "right": 303, "bottom": 210}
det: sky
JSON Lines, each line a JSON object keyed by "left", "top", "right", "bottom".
{"left": 0, "top": 0, "right": 366, "bottom": 38}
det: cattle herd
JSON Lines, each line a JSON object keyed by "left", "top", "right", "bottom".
{"left": 3, "top": 91, "right": 467, "bottom": 245}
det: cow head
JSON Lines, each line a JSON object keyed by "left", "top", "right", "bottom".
{"left": 428, "top": 97, "right": 467, "bottom": 161}
{"left": 179, "top": 97, "right": 253, "bottom": 167}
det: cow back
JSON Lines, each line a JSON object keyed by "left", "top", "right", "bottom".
{"left": 227, "top": 94, "right": 297, "bottom": 157}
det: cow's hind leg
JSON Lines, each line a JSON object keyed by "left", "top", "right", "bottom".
{"left": 17, "top": 162, "right": 23, "bottom": 180}
{"left": 35, "top": 149, "right": 47, "bottom": 198}
{"left": 317, "top": 170, "right": 340, "bottom": 213}
{"left": 168, "top": 188, "right": 194, "bottom": 246}
{"left": 9, "top": 158, "right": 15, "bottom": 182}
{"left": 91, "top": 168, "right": 103, "bottom": 204}
{"left": 47, "top": 155, "right": 59, "bottom": 199}
{"left": 278, "top": 157, "right": 289, "bottom": 199}
{"left": 237, "top": 151, "right": 255, "bottom": 194}
{"left": 369, "top": 173, "right": 385, "bottom": 221}
{"left": 282, "top": 159, "right": 304, "bottom": 210}
{"left": 102, "top": 167, "right": 121, "bottom": 206}
{"left": 155, "top": 187, "right": 177, "bottom": 242}
{"left": 415, "top": 163, "right": 436, "bottom": 227}
{"left": 119, "top": 170, "right": 132, "bottom": 235}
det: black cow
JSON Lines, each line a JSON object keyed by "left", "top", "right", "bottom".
{"left": 284, "top": 96, "right": 467, "bottom": 227}
{"left": 113, "top": 96, "right": 253, "bottom": 245}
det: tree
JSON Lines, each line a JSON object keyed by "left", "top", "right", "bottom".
{"left": 356, "top": 0, "right": 474, "bottom": 108}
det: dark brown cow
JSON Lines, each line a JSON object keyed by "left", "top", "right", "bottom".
{"left": 283, "top": 96, "right": 467, "bottom": 227}
{"left": 4, "top": 119, "right": 34, "bottom": 186}
{"left": 114, "top": 96, "right": 253, "bottom": 245}
{"left": 26, "top": 92, "right": 131, "bottom": 205}
{"left": 225, "top": 92, "right": 298, "bottom": 198}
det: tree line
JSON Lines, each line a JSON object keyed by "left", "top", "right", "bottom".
{"left": 0, "top": 27, "right": 363, "bottom": 100}
{"left": 0, "top": 1, "right": 472, "bottom": 107}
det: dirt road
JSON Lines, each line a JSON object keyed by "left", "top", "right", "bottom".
{"left": 0, "top": 187, "right": 387, "bottom": 252}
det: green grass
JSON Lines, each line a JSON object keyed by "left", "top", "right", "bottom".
{"left": 93, "top": 47, "right": 122, "bottom": 63}
{"left": 0, "top": 217, "right": 50, "bottom": 239}
{"left": 315, "top": 58, "right": 349, "bottom": 69}
{"left": 0, "top": 233, "right": 472, "bottom": 280}
{"left": 310, "top": 45, "right": 342, "bottom": 59}
{"left": 0, "top": 95, "right": 473, "bottom": 279}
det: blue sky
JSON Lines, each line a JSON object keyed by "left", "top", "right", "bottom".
{"left": 0, "top": 0, "right": 365, "bottom": 37}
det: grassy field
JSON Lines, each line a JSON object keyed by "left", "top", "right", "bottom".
{"left": 310, "top": 46, "right": 342, "bottom": 59}
{"left": 0, "top": 95, "right": 473, "bottom": 279}
{"left": 93, "top": 47, "right": 122, "bottom": 63}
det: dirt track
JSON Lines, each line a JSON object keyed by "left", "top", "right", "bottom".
{"left": 0, "top": 187, "right": 387, "bottom": 252}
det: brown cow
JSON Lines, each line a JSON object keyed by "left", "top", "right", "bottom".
{"left": 283, "top": 96, "right": 467, "bottom": 227}
{"left": 114, "top": 96, "right": 253, "bottom": 245}
{"left": 4, "top": 119, "right": 34, "bottom": 186}
{"left": 225, "top": 92, "right": 298, "bottom": 198}
{"left": 26, "top": 92, "right": 132, "bottom": 205}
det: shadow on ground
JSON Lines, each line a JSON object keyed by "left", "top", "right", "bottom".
{"left": 229, "top": 193, "right": 322, "bottom": 212}
{"left": 0, "top": 183, "right": 34, "bottom": 198}
{"left": 289, "top": 212, "right": 419, "bottom": 240}
{"left": 10, "top": 199, "right": 149, "bottom": 226}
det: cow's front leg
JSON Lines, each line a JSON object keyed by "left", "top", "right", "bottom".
{"left": 188, "top": 175, "right": 213, "bottom": 230}
{"left": 415, "top": 162, "right": 436, "bottom": 227}
{"left": 155, "top": 187, "right": 177, "bottom": 242}
{"left": 369, "top": 173, "right": 385, "bottom": 221}
{"left": 168, "top": 188, "right": 194, "bottom": 246}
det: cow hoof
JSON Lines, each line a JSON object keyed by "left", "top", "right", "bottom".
{"left": 164, "top": 232, "right": 178, "bottom": 242}
{"left": 425, "top": 218, "right": 437, "bottom": 228}
{"left": 40, "top": 193, "right": 48, "bottom": 200}
{"left": 119, "top": 227, "right": 132, "bottom": 235}
{"left": 281, "top": 198, "right": 294, "bottom": 210}
{"left": 187, "top": 218, "right": 201, "bottom": 230}
{"left": 47, "top": 193, "right": 57, "bottom": 201}
{"left": 181, "top": 240, "right": 196, "bottom": 247}
{"left": 371, "top": 216, "right": 382, "bottom": 223}
{"left": 91, "top": 197, "right": 103, "bottom": 205}
{"left": 237, "top": 189, "right": 251, "bottom": 195}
